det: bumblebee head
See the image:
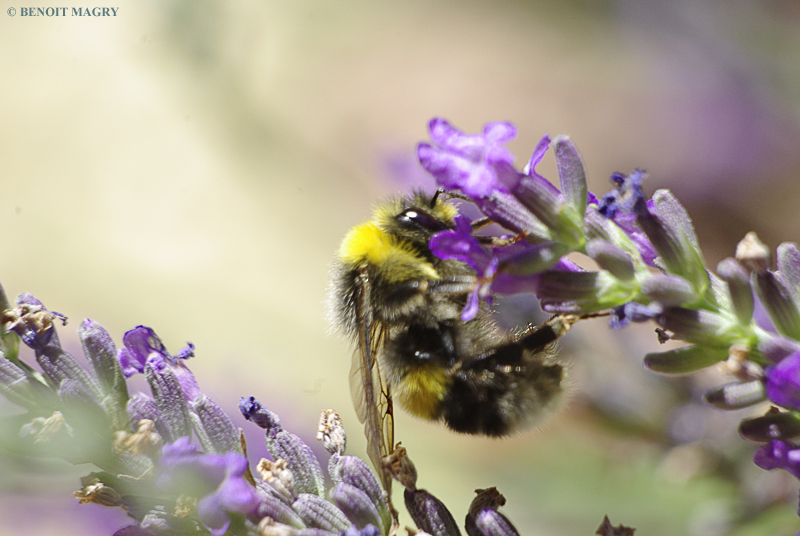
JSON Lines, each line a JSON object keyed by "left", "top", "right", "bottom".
{"left": 373, "top": 191, "right": 459, "bottom": 249}
{"left": 337, "top": 191, "right": 458, "bottom": 273}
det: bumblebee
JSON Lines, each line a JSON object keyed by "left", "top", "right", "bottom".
{"left": 329, "top": 191, "right": 571, "bottom": 492}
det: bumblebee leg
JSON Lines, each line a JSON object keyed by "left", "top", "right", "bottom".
{"left": 516, "top": 314, "right": 577, "bottom": 352}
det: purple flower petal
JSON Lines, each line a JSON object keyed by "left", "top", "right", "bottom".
{"left": 754, "top": 440, "right": 800, "bottom": 481}
{"left": 217, "top": 453, "right": 260, "bottom": 514}
{"left": 418, "top": 118, "right": 520, "bottom": 199}
{"left": 197, "top": 492, "right": 230, "bottom": 536}
{"left": 522, "top": 134, "right": 551, "bottom": 176}
{"left": 609, "top": 302, "right": 664, "bottom": 330}
{"left": 765, "top": 351, "right": 800, "bottom": 410}
{"left": 430, "top": 216, "right": 493, "bottom": 274}
{"left": 461, "top": 286, "right": 482, "bottom": 322}
{"left": 160, "top": 439, "right": 258, "bottom": 535}
{"left": 119, "top": 326, "right": 168, "bottom": 377}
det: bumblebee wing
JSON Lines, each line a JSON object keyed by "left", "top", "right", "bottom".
{"left": 350, "top": 268, "right": 395, "bottom": 497}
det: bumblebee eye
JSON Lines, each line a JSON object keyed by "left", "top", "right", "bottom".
{"left": 396, "top": 208, "right": 448, "bottom": 232}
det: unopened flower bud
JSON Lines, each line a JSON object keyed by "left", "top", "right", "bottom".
{"left": 404, "top": 488, "right": 462, "bottom": 536}
{"left": 255, "top": 489, "right": 306, "bottom": 529}
{"left": 704, "top": 381, "right": 765, "bottom": 410}
{"left": 191, "top": 395, "right": 240, "bottom": 454}
{"left": 641, "top": 274, "right": 695, "bottom": 306}
{"left": 330, "top": 482, "right": 382, "bottom": 531}
{"left": 145, "top": 354, "right": 191, "bottom": 442}
{"left": 739, "top": 410, "right": 800, "bottom": 442}
{"left": 777, "top": 243, "right": 800, "bottom": 300}
{"left": 585, "top": 239, "right": 635, "bottom": 281}
{"left": 754, "top": 271, "right": 800, "bottom": 341}
{"left": 241, "top": 397, "right": 325, "bottom": 497}
{"left": 292, "top": 493, "right": 350, "bottom": 533}
{"left": 717, "top": 258, "right": 754, "bottom": 327}
{"left": 643, "top": 345, "right": 727, "bottom": 375}
{"left": 553, "top": 135, "right": 587, "bottom": 221}
{"left": 655, "top": 307, "right": 741, "bottom": 347}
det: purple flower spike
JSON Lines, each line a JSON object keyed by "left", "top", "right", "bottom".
{"left": 765, "top": 351, "right": 800, "bottom": 410}
{"left": 418, "top": 118, "right": 520, "bottom": 198}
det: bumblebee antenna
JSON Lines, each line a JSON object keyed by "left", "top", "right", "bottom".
{"left": 430, "top": 188, "right": 470, "bottom": 208}
{"left": 430, "top": 188, "right": 445, "bottom": 207}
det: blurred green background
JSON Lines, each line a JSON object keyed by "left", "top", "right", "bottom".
{"left": 2, "top": 1, "right": 800, "bottom": 534}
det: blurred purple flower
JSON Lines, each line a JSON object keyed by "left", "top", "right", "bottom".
{"left": 160, "top": 437, "right": 260, "bottom": 536}
{"left": 754, "top": 440, "right": 800, "bottom": 483}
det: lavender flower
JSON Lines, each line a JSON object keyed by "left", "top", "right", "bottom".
{"left": 417, "top": 118, "right": 519, "bottom": 199}
{"left": 1, "top": 287, "right": 429, "bottom": 535}
{"left": 418, "top": 118, "right": 550, "bottom": 240}
{"left": 415, "top": 118, "right": 800, "bottom": 519}
{"left": 159, "top": 437, "right": 260, "bottom": 535}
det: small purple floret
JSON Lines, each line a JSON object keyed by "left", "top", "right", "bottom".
{"left": 597, "top": 170, "right": 657, "bottom": 266}
{"left": 119, "top": 326, "right": 168, "bottom": 377}
{"left": 430, "top": 215, "right": 543, "bottom": 321}
{"left": 522, "top": 134, "right": 551, "bottom": 178}
{"left": 160, "top": 437, "right": 259, "bottom": 536}
{"left": 609, "top": 302, "right": 664, "bottom": 330}
{"left": 765, "top": 351, "right": 800, "bottom": 410}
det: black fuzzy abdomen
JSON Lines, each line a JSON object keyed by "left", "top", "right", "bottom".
{"left": 440, "top": 357, "right": 564, "bottom": 436}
